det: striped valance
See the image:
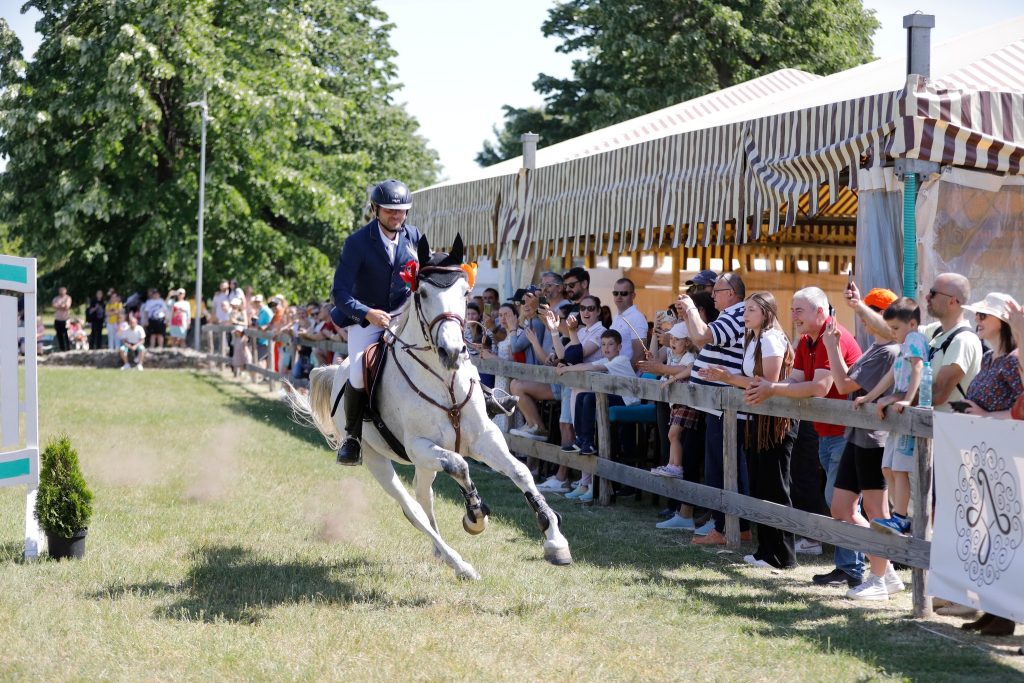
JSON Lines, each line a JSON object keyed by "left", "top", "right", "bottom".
{"left": 892, "top": 74, "right": 1024, "bottom": 174}
{"left": 409, "top": 174, "right": 516, "bottom": 253}
{"left": 524, "top": 90, "right": 897, "bottom": 257}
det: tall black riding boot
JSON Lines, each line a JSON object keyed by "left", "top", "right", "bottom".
{"left": 337, "top": 387, "right": 368, "bottom": 466}
{"left": 481, "top": 385, "right": 519, "bottom": 418}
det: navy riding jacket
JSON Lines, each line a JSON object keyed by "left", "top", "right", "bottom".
{"left": 330, "top": 219, "right": 423, "bottom": 328}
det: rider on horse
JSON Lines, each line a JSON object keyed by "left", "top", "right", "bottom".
{"left": 330, "top": 179, "right": 516, "bottom": 466}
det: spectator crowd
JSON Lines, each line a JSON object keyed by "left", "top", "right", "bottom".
{"left": 472, "top": 265, "right": 1022, "bottom": 634}
{"left": 37, "top": 279, "right": 347, "bottom": 379}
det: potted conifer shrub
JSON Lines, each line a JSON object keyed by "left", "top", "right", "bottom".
{"left": 34, "top": 435, "right": 93, "bottom": 560}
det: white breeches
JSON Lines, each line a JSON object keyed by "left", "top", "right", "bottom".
{"left": 347, "top": 323, "right": 385, "bottom": 390}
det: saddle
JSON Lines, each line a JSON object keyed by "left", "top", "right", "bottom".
{"left": 331, "top": 339, "right": 410, "bottom": 461}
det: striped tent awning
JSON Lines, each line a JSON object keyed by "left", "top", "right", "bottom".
{"left": 410, "top": 24, "right": 1024, "bottom": 260}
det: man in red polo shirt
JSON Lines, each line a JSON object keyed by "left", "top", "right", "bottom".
{"left": 745, "top": 286, "right": 863, "bottom": 587}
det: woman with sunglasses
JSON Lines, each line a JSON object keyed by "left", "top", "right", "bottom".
{"left": 953, "top": 294, "right": 1022, "bottom": 636}
{"left": 959, "top": 293, "right": 1022, "bottom": 420}
{"left": 560, "top": 295, "right": 607, "bottom": 502}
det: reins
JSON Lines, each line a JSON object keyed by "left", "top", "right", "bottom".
{"left": 381, "top": 265, "right": 477, "bottom": 452}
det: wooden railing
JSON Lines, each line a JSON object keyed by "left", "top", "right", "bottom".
{"left": 201, "top": 325, "right": 936, "bottom": 617}
{"left": 203, "top": 324, "right": 347, "bottom": 389}
{"left": 474, "top": 357, "right": 936, "bottom": 618}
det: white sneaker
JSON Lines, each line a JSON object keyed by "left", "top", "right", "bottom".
{"left": 743, "top": 554, "right": 773, "bottom": 569}
{"left": 537, "top": 475, "right": 567, "bottom": 492}
{"left": 847, "top": 574, "right": 889, "bottom": 601}
{"left": 136, "top": 364, "right": 144, "bottom": 371}
{"left": 121, "top": 363, "right": 131, "bottom": 370}
{"left": 509, "top": 424, "right": 549, "bottom": 441}
{"left": 656, "top": 514, "right": 696, "bottom": 530}
{"left": 883, "top": 564, "right": 906, "bottom": 594}
{"left": 795, "top": 538, "right": 823, "bottom": 555}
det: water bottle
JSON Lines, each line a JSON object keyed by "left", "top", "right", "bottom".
{"left": 919, "top": 361, "right": 933, "bottom": 408}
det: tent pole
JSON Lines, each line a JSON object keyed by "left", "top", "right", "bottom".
{"left": 897, "top": 12, "right": 939, "bottom": 619}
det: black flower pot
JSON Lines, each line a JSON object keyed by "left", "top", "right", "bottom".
{"left": 46, "top": 528, "right": 88, "bottom": 560}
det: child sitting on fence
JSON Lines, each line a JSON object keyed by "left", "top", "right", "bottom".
{"left": 556, "top": 329, "right": 639, "bottom": 502}
{"left": 852, "top": 297, "right": 927, "bottom": 536}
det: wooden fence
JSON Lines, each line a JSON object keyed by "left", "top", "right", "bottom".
{"left": 203, "top": 325, "right": 936, "bottom": 617}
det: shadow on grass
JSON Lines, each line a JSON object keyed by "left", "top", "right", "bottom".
{"left": 653, "top": 563, "right": 1022, "bottom": 680}
{"left": 92, "top": 544, "right": 432, "bottom": 624}
{"left": 426, "top": 465, "right": 1023, "bottom": 679}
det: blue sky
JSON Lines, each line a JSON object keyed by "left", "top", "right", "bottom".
{"left": 4, "top": 1, "right": 1023, "bottom": 181}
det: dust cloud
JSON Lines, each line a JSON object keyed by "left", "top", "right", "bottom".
{"left": 304, "top": 478, "right": 374, "bottom": 544}
{"left": 184, "top": 424, "right": 243, "bottom": 503}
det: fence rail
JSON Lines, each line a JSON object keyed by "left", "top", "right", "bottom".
{"left": 201, "top": 326, "right": 936, "bottom": 617}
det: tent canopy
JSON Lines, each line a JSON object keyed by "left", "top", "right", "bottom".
{"left": 411, "top": 17, "right": 1024, "bottom": 260}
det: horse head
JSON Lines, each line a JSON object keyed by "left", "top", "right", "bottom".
{"left": 413, "top": 233, "right": 469, "bottom": 371}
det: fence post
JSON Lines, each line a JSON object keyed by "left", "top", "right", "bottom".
{"left": 268, "top": 338, "right": 277, "bottom": 393}
{"left": 596, "top": 392, "right": 612, "bottom": 505}
{"left": 722, "top": 407, "right": 740, "bottom": 549}
{"left": 912, "top": 435, "right": 934, "bottom": 618}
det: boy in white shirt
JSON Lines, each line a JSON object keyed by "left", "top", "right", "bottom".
{"left": 557, "top": 329, "right": 634, "bottom": 450}
{"left": 556, "top": 330, "right": 639, "bottom": 503}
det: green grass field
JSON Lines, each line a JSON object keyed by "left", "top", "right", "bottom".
{"left": 0, "top": 368, "right": 1021, "bottom": 681}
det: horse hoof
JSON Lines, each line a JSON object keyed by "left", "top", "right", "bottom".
{"left": 456, "top": 565, "right": 481, "bottom": 580}
{"left": 462, "top": 513, "right": 488, "bottom": 535}
{"left": 544, "top": 546, "right": 573, "bottom": 566}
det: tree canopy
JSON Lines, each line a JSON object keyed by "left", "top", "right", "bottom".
{"left": 477, "top": 0, "right": 880, "bottom": 166}
{"left": 0, "top": 0, "right": 438, "bottom": 301}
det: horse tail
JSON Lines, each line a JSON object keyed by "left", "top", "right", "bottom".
{"left": 284, "top": 363, "right": 343, "bottom": 449}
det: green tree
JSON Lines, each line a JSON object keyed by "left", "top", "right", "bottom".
{"left": 479, "top": 0, "right": 880, "bottom": 165}
{"left": 0, "top": 2, "right": 437, "bottom": 302}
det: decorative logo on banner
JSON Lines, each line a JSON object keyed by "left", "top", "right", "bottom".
{"left": 954, "top": 443, "right": 1022, "bottom": 585}
{"left": 930, "top": 413, "right": 1024, "bottom": 623}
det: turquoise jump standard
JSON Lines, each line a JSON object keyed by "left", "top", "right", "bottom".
{"left": 0, "top": 263, "right": 29, "bottom": 285}
{"left": 0, "top": 458, "right": 31, "bottom": 479}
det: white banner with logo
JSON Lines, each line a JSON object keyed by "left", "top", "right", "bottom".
{"left": 929, "top": 413, "right": 1024, "bottom": 621}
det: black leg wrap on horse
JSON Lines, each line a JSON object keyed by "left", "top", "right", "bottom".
{"left": 481, "top": 384, "right": 519, "bottom": 418}
{"left": 524, "top": 491, "right": 561, "bottom": 533}
{"left": 460, "top": 485, "right": 490, "bottom": 523}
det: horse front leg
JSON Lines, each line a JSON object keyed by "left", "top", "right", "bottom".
{"left": 470, "top": 426, "right": 572, "bottom": 566}
{"left": 361, "top": 448, "right": 480, "bottom": 580}
{"left": 407, "top": 438, "right": 489, "bottom": 536}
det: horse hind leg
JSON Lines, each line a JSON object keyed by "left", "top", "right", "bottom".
{"left": 362, "top": 449, "right": 480, "bottom": 580}
{"left": 471, "top": 430, "right": 572, "bottom": 566}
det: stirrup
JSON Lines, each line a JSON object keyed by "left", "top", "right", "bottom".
{"left": 336, "top": 436, "right": 362, "bottom": 466}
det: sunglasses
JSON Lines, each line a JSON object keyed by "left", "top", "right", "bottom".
{"left": 578, "top": 304, "right": 598, "bottom": 312}
{"left": 976, "top": 312, "right": 989, "bottom": 321}
{"left": 611, "top": 290, "right": 631, "bottom": 296}
{"left": 563, "top": 281, "right": 580, "bottom": 288}
{"left": 928, "top": 288, "right": 957, "bottom": 302}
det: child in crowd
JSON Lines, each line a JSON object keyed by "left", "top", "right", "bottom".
{"left": 556, "top": 329, "right": 638, "bottom": 502}
{"left": 853, "top": 297, "right": 927, "bottom": 535}
{"left": 650, "top": 322, "right": 697, "bottom": 479}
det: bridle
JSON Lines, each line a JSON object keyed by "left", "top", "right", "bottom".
{"left": 384, "top": 264, "right": 476, "bottom": 452}
{"left": 413, "top": 266, "right": 468, "bottom": 352}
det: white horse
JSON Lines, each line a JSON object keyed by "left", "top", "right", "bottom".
{"left": 286, "top": 234, "right": 571, "bottom": 579}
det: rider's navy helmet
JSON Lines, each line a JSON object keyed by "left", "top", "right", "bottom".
{"left": 369, "top": 179, "right": 412, "bottom": 210}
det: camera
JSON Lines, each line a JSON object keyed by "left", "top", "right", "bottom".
{"left": 949, "top": 400, "right": 971, "bottom": 413}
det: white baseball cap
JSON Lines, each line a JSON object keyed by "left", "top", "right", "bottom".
{"left": 669, "top": 322, "right": 689, "bottom": 339}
